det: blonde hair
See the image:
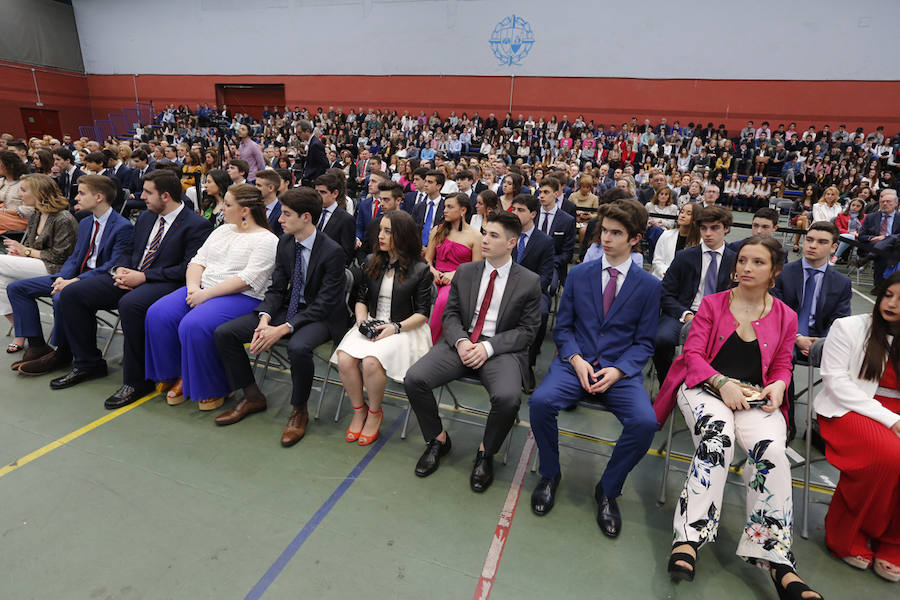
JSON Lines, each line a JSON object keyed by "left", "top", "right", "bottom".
{"left": 21, "top": 173, "right": 69, "bottom": 214}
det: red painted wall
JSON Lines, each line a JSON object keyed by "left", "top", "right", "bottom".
{"left": 4, "top": 67, "right": 900, "bottom": 139}
{"left": 0, "top": 61, "right": 92, "bottom": 139}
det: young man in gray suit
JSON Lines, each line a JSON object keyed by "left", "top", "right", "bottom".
{"left": 404, "top": 211, "right": 542, "bottom": 493}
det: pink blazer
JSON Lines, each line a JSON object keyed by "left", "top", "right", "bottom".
{"left": 654, "top": 291, "right": 797, "bottom": 428}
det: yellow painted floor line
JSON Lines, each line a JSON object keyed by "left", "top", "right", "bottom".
{"left": 0, "top": 392, "right": 157, "bottom": 479}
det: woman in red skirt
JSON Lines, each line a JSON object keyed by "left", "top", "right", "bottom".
{"left": 817, "top": 271, "right": 900, "bottom": 583}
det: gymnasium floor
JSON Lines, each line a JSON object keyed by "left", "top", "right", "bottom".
{"left": 2, "top": 215, "right": 895, "bottom": 599}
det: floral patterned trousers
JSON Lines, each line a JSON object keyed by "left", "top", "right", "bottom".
{"left": 673, "top": 384, "right": 796, "bottom": 567}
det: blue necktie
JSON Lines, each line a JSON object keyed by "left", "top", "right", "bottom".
{"left": 517, "top": 233, "right": 527, "bottom": 263}
{"left": 703, "top": 251, "right": 719, "bottom": 297}
{"left": 797, "top": 268, "right": 819, "bottom": 336}
{"left": 286, "top": 242, "right": 306, "bottom": 321}
{"left": 422, "top": 201, "right": 435, "bottom": 246}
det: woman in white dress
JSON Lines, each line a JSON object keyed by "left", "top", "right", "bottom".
{"left": 333, "top": 210, "right": 433, "bottom": 445}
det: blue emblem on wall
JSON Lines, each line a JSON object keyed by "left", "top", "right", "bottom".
{"left": 489, "top": 15, "right": 535, "bottom": 66}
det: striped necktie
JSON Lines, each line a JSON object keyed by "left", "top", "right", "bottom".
{"left": 139, "top": 217, "right": 166, "bottom": 271}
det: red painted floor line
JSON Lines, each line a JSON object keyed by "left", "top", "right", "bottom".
{"left": 473, "top": 431, "right": 536, "bottom": 600}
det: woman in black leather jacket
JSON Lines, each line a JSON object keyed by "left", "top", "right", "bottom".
{"left": 331, "top": 210, "right": 433, "bottom": 445}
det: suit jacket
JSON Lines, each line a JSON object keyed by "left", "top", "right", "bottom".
{"left": 255, "top": 232, "right": 349, "bottom": 342}
{"left": 858, "top": 210, "right": 900, "bottom": 243}
{"left": 559, "top": 198, "right": 578, "bottom": 218}
{"left": 771, "top": 260, "right": 851, "bottom": 338}
{"left": 555, "top": 260, "right": 661, "bottom": 379}
{"left": 412, "top": 196, "right": 445, "bottom": 234}
{"left": 320, "top": 206, "right": 356, "bottom": 265}
{"left": 57, "top": 167, "right": 84, "bottom": 209}
{"left": 541, "top": 208, "right": 576, "bottom": 284}
{"left": 660, "top": 244, "right": 736, "bottom": 319}
{"left": 57, "top": 209, "right": 134, "bottom": 280}
{"left": 442, "top": 260, "right": 542, "bottom": 381}
{"left": 473, "top": 180, "right": 488, "bottom": 194}
{"left": 267, "top": 199, "right": 284, "bottom": 236}
{"left": 355, "top": 196, "right": 380, "bottom": 241}
{"left": 104, "top": 164, "right": 133, "bottom": 189}
{"left": 402, "top": 190, "right": 425, "bottom": 214}
{"left": 126, "top": 206, "right": 213, "bottom": 283}
{"left": 129, "top": 165, "right": 154, "bottom": 195}
{"left": 303, "top": 136, "right": 329, "bottom": 182}
{"left": 356, "top": 259, "right": 432, "bottom": 322}
{"left": 512, "top": 229, "right": 555, "bottom": 296}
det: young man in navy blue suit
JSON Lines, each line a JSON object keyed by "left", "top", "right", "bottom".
{"left": 412, "top": 170, "right": 446, "bottom": 246}
{"left": 8, "top": 175, "right": 134, "bottom": 376}
{"left": 401, "top": 167, "right": 429, "bottom": 214}
{"left": 529, "top": 200, "right": 660, "bottom": 537}
{"left": 51, "top": 147, "right": 83, "bottom": 210}
{"left": 354, "top": 169, "right": 387, "bottom": 245}
{"left": 48, "top": 171, "right": 213, "bottom": 406}
{"left": 510, "top": 194, "right": 555, "bottom": 391}
{"left": 255, "top": 170, "right": 284, "bottom": 235}
{"left": 772, "top": 220, "right": 851, "bottom": 440}
{"left": 536, "top": 177, "right": 576, "bottom": 286}
{"left": 654, "top": 205, "right": 736, "bottom": 383}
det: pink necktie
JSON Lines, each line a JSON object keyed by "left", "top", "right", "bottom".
{"left": 603, "top": 267, "right": 619, "bottom": 316}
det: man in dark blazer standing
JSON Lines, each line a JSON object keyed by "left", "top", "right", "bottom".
{"left": 529, "top": 201, "right": 660, "bottom": 537}
{"left": 49, "top": 171, "right": 213, "bottom": 405}
{"left": 510, "top": 194, "right": 555, "bottom": 391}
{"left": 536, "top": 177, "right": 576, "bottom": 286}
{"left": 654, "top": 205, "right": 736, "bottom": 383}
{"left": 858, "top": 188, "right": 900, "bottom": 288}
{"left": 772, "top": 220, "right": 851, "bottom": 440}
{"left": 214, "top": 187, "right": 349, "bottom": 447}
{"left": 9, "top": 175, "right": 134, "bottom": 376}
{"left": 404, "top": 211, "right": 542, "bottom": 493}
{"left": 314, "top": 172, "right": 356, "bottom": 264}
{"left": 298, "top": 119, "right": 328, "bottom": 185}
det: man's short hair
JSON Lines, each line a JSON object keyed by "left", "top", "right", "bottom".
{"left": 695, "top": 205, "right": 733, "bottom": 228}
{"left": 77, "top": 174, "right": 117, "bottom": 205}
{"left": 51, "top": 147, "right": 74, "bottom": 163}
{"left": 368, "top": 168, "right": 387, "bottom": 182}
{"left": 143, "top": 169, "right": 182, "bottom": 202}
{"left": 131, "top": 149, "right": 148, "bottom": 162}
{"left": 511, "top": 193, "right": 539, "bottom": 214}
{"left": 486, "top": 209, "right": 522, "bottom": 239}
{"left": 377, "top": 181, "right": 404, "bottom": 200}
{"left": 229, "top": 159, "right": 249, "bottom": 177}
{"left": 84, "top": 151, "right": 107, "bottom": 166}
{"left": 297, "top": 120, "right": 313, "bottom": 132}
{"left": 540, "top": 177, "right": 561, "bottom": 192}
{"left": 425, "top": 169, "right": 445, "bottom": 187}
{"left": 254, "top": 169, "right": 281, "bottom": 188}
{"left": 275, "top": 168, "right": 292, "bottom": 185}
{"left": 807, "top": 220, "right": 840, "bottom": 244}
{"left": 753, "top": 207, "right": 780, "bottom": 226}
{"left": 412, "top": 166, "right": 430, "bottom": 180}
{"left": 598, "top": 199, "right": 647, "bottom": 240}
{"left": 457, "top": 170, "right": 474, "bottom": 181}
{"left": 314, "top": 172, "right": 340, "bottom": 194}
{"left": 280, "top": 187, "right": 322, "bottom": 223}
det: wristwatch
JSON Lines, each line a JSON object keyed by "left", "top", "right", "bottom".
{"left": 23, "top": 248, "right": 31, "bottom": 257}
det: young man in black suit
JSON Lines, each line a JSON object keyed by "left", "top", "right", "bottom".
{"left": 50, "top": 171, "right": 213, "bottom": 405}
{"left": 213, "top": 187, "right": 349, "bottom": 447}
{"left": 52, "top": 147, "right": 83, "bottom": 210}
{"left": 357, "top": 182, "right": 403, "bottom": 262}
{"left": 510, "top": 194, "right": 555, "bottom": 391}
{"left": 314, "top": 172, "right": 356, "bottom": 264}
{"left": 654, "top": 205, "right": 737, "bottom": 383}
{"left": 772, "top": 221, "right": 851, "bottom": 440}
{"left": 536, "top": 177, "right": 576, "bottom": 287}
{"left": 255, "top": 170, "right": 284, "bottom": 236}
{"left": 402, "top": 167, "right": 429, "bottom": 214}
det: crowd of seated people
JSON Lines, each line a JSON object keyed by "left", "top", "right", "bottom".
{"left": 3, "top": 109, "right": 900, "bottom": 597}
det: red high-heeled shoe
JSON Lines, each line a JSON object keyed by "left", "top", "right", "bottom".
{"left": 345, "top": 403, "right": 368, "bottom": 443}
{"left": 358, "top": 408, "right": 383, "bottom": 446}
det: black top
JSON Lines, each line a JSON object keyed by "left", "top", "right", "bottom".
{"left": 710, "top": 331, "right": 763, "bottom": 386}
{"left": 675, "top": 234, "right": 687, "bottom": 253}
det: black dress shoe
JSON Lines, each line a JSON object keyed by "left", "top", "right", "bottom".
{"left": 531, "top": 474, "right": 561, "bottom": 516}
{"left": 49, "top": 364, "right": 108, "bottom": 390}
{"left": 470, "top": 450, "right": 494, "bottom": 493}
{"left": 104, "top": 382, "right": 154, "bottom": 410}
{"left": 415, "top": 435, "right": 451, "bottom": 478}
{"left": 594, "top": 483, "right": 622, "bottom": 538}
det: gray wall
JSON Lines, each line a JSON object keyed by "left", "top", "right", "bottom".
{"left": 0, "top": 0, "right": 84, "bottom": 72}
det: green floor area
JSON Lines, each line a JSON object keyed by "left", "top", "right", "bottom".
{"left": 1, "top": 215, "right": 892, "bottom": 599}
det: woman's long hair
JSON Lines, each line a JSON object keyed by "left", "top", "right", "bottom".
{"left": 431, "top": 193, "right": 471, "bottom": 249}
{"left": 202, "top": 168, "right": 231, "bottom": 212}
{"left": 860, "top": 271, "right": 900, "bottom": 381}
{"left": 21, "top": 173, "right": 68, "bottom": 214}
{"left": 681, "top": 201, "right": 702, "bottom": 248}
{"left": 365, "top": 209, "right": 422, "bottom": 283}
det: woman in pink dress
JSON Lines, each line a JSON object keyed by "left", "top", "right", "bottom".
{"left": 425, "top": 193, "right": 483, "bottom": 343}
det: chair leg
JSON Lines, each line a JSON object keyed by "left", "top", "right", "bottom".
{"left": 502, "top": 427, "right": 513, "bottom": 465}
{"left": 530, "top": 450, "right": 538, "bottom": 473}
{"left": 658, "top": 414, "right": 676, "bottom": 505}
{"left": 314, "top": 362, "right": 333, "bottom": 421}
{"left": 333, "top": 388, "right": 346, "bottom": 422}
{"left": 802, "top": 362, "right": 814, "bottom": 540}
{"left": 400, "top": 405, "right": 412, "bottom": 439}
{"left": 101, "top": 316, "right": 121, "bottom": 358}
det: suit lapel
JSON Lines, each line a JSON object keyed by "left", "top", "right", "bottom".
{"left": 816, "top": 267, "right": 832, "bottom": 319}
{"left": 467, "top": 261, "right": 486, "bottom": 325}
{"left": 588, "top": 261, "right": 605, "bottom": 321}
{"left": 716, "top": 249, "right": 732, "bottom": 291}
{"left": 496, "top": 264, "right": 519, "bottom": 326}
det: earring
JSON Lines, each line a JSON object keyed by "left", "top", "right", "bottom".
{"left": 241, "top": 216, "right": 248, "bottom": 228}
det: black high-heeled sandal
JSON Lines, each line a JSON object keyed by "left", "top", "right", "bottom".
{"left": 770, "top": 563, "right": 823, "bottom": 600}
{"left": 668, "top": 541, "right": 698, "bottom": 582}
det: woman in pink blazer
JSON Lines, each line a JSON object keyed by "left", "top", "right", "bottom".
{"left": 657, "top": 236, "right": 822, "bottom": 600}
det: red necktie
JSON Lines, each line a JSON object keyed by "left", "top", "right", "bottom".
{"left": 469, "top": 269, "right": 498, "bottom": 343}
{"left": 372, "top": 198, "right": 380, "bottom": 219}
{"left": 78, "top": 219, "right": 100, "bottom": 274}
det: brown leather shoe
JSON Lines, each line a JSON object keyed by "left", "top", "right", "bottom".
{"left": 281, "top": 408, "right": 309, "bottom": 447}
{"left": 215, "top": 397, "right": 267, "bottom": 426}
{"left": 11, "top": 345, "right": 52, "bottom": 371}
{"left": 17, "top": 349, "right": 71, "bottom": 376}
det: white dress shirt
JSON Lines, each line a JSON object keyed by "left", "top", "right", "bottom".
{"left": 86, "top": 207, "right": 114, "bottom": 269}
{"left": 319, "top": 203, "right": 336, "bottom": 229}
{"left": 688, "top": 241, "right": 725, "bottom": 315}
{"left": 463, "top": 258, "right": 513, "bottom": 358}
{"left": 538, "top": 204, "right": 559, "bottom": 232}
{"left": 601, "top": 254, "right": 631, "bottom": 295}
{"left": 139, "top": 203, "right": 184, "bottom": 266}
